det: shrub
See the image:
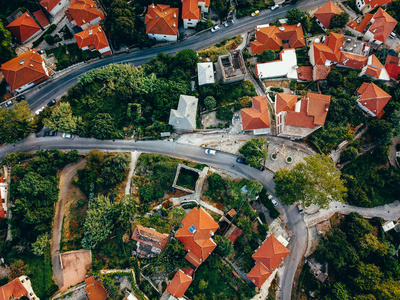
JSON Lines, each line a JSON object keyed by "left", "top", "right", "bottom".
{"left": 270, "top": 87, "right": 284, "bottom": 93}
{"left": 204, "top": 96, "right": 217, "bottom": 110}
{"left": 44, "top": 34, "right": 55, "bottom": 45}
{"left": 340, "top": 147, "right": 358, "bottom": 163}
{"left": 216, "top": 105, "right": 233, "bottom": 121}
{"left": 258, "top": 213, "right": 267, "bottom": 223}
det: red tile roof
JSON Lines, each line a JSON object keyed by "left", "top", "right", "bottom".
{"left": 0, "top": 278, "right": 29, "bottom": 300}
{"left": 241, "top": 96, "right": 270, "bottom": 131}
{"left": 307, "top": 92, "right": 331, "bottom": 125}
{"left": 1, "top": 49, "right": 49, "bottom": 91}
{"left": 0, "top": 208, "right": 4, "bottom": 219}
{"left": 385, "top": 54, "right": 400, "bottom": 80}
{"left": 6, "top": 12, "right": 41, "bottom": 43}
{"left": 66, "top": 0, "right": 104, "bottom": 28}
{"left": 314, "top": 1, "right": 341, "bottom": 29}
{"left": 226, "top": 226, "right": 242, "bottom": 244}
{"left": 33, "top": 10, "right": 50, "bottom": 28}
{"left": 175, "top": 207, "right": 219, "bottom": 267}
{"left": 145, "top": 4, "right": 179, "bottom": 36}
{"left": 182, "top": 0, "right": 201, "bottom": 20}
{"left": 313, "top": 65, "right": 331, "bottom": 80}
{"left": 364, "top": 0, "right": 392, "bottom": 9}
{"left": 252, "top": 235, "right": 290, "bottom": 271}
{"left": 247, "top": 262, "right": 271, "bottom": 288}
{"left": 250, "top": 24, "right": 305, "bottom": 53}
{"left": 85, "top": 277, "right": 107, "bottom": 300}
{"left": 357, "top": 82, "right": 391, "bottom": 119}
{"left": 131, "top": 225, "right": 169, "bottom": 250}
{"left": 297, "top": 66, "right": 313, "bottom": 81}
{"left": 363, "top": 54, "right": 388, "bottom": 80}
{"left": 275, "top": 93, "right": 297, "bottom": 114}
{"left": 167, "top": 269, "right": 192, "bottom": 298}
{"left": 348, "top": 14, "right": 373, "bottom": 32}
{"left": 75, "top": 24, "right": 109, "bottom": 53}
{"left": 367, "top": 8, "right": 397, "bottom": 43}
{"left": 40, "top": 0, "right": 62, "bottom": 13}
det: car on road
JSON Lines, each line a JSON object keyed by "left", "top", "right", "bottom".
{"left": 236, "top": 157, "right": 248, "bottom": 164}
{"left": 62, "top": 133, "right": 75, "bottom": 139}
{"left": 251, "top": 10, "right": 260, "bottom": 17}
{"left": 4, "top": 100, "right": 13, "bottom": 108}
{"left": 211, "top": 25, "right": 221, "bottom": 32}
{"left": 16, "top": 95, "right": 25, "bottom": 102}
{"left": 268, "top": 195, "right": 278, "bottom": 206}
{"left": 223, "top": 21, "right": 229, "bottom": 27}
{"left": 271, "top": 4, "right": 279, "bottom": 10}
{"left": 205, "top": 149, "right": 217, "bottom": 155}
{"left": 35, "top": 106, "right": 45, "bottom": 115}
{"left": 258, "top": 165, "right": 266, "bottom": 171}
{"left": 229, "top": 19, "right": 235, "bottom": 25}
{"left": 47, "top": 99, "right": 56, "bottom": 107}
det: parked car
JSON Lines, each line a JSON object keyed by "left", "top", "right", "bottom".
{"left": 236, "top": 157, "right": 248, "bottom": 164}
{"left": 229, "top": 19, "right": 235, "bottom": 25}
{"left": 62, "top": 133, "right": 74, "bottom": 139}
{"left": 205, "top": 149, "right": 217, "bottom": 155}
{"left": 50, "top": 131, "right": 58, "bottom": 136}
{"left": 223, "top": 21, "right": 229, "bottom": 27}
{"left": 389, "top": 32, "right": 396, "bottom": 39}
{"left": 258, "top": 165, "right": 266, "bottom": 171}
{"left": 4, "top": 100, "right": 13, "bottom": 108}
{"left": 16, "top": 95, "right": 25, "bottom": 102}
{"left": 271, "top": 4, "right": 279, "bottom": 10}
{"left": 211, "top": 25, "right": 221, "bottom": 32}
{"left": 251, "top": 10, "right": 260, "bottom": 17}
{"left": 47, "top": 98, "right": 56, "bottom": 107}
{"left": 268, "top": 195, "right": 278, "bottom": 206}
{"left": 35, "top": 106, "right": 45, "bottom": 115}
{"left": 43, "top": 131, "right": 50, "bottom": 137}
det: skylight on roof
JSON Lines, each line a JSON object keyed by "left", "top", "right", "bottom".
{"left": 188, "top": 225, "right": 196, "bottom": 233}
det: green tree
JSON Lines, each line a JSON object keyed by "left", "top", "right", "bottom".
{"left": 105, "top": 0, "right": 135, "bottom": 46}
{"left": 210, "top": 0, "right": 229, "bottom": 20}
{"left": 0, "top": 19, "right": 15, "bottom": 64}
{"left": 90, "top": 113, "right": 116, "bottom": 139}
{"left": 0, "top": 101, "right": 33, "bottom": 144}
{"left": 368, "top": 119, "right": 394, "bottom": 146}
{"left": 327, "top": 68, "right": 344, "bottom": 87}
{"left": 330, "top": 13, "right": 350, "bottom": 29}
{"left": 239, "top": 138, "right": 268, "bottom": 168}
{"left": 173, "top": 49, "right": 199, "bottom": 71}
{"left": 257, "top": 49, "right": 276, "bottom": 63}
{"left": 214, "top": 235, "right": 234, "bottom": 256}
{"left": 198, "top": 279, "right": 209, "bottom": 291}
{"left": 204, "top": 96, "right": 217, "bottom": 110}
{"left": 354, "top": 263, "right": 383, "bottom": 292}
{"left": 101, "top": 152, "right": 131, "bottom": 188}
{"left": 332, "top": 282, "right": 352, "bottom": 300}
{"left": 285, "top": 8, "right": 306, "bottom": 25}
{"left": 82, "top": 195, "right": 115, "bottom": 249}
{"left": 275, "top": 154, "right": 347, "bottom": 207}
{"left": 340, "top": 147, "right": 358, "bottom": 163}
{"left": 216, "top": 105, "right": 233, "bottom": 121}
{"left": 43, "top": 102, "right": 80, "bottom": 133}
{"left": 32, "top": 232, "right": 50, "bottom": 256}
{"left": 246, "top": 180, "right": 263, "bottom": 199}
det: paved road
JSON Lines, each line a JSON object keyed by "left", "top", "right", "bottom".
{"left": 24, "top": 0, "right": 328, "bottom": 111}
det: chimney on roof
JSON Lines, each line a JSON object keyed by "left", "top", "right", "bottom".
{"left": 83, "top": 20, "right": 86, "bottom": 23}
{"left": 19, "top": 60, "right": 25, "bottom": 65}
{"left": 30, "top": 64, "right": 33, "bottom": 67}
{"left": 173, "top": 23, "right": 176, "bottom": 27}
{"left": 174, "top": 13, "right": 176, "bottom": 17}
{"left": 297, "top": 23, "right": 301, "bottom": 27}
{"left": 152, "top": 4, "right": 155, "bottom": 8}
{"left": 89, "top": 30, "right": 93, "bottom": 35}
{"left": 165, "top": 11, "right": 168, "bottom": 14}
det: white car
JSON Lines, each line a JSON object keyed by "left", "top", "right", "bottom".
{"left": 223, "top": 21, "right": 229, "bottom": 27}
{"left": 205, "top": 149, "right": 217, "bottom": 155}
{"left": 211, "top": 25, "right": 221, "bottom": 33}
{"left": 271, "top": 4, "right": 279, "bottom": 10}
{"left": 62, "top": 133, "right": 75, "bottom": 139}
{"left": 35, "top": 106, "right": 45, "bottom": 115}
{"left": 268, "top": 195, "right": 278, "bottom": 206}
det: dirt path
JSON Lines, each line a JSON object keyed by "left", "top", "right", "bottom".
{"left": 51, "top": 159, "right": 86, "bottom": 288}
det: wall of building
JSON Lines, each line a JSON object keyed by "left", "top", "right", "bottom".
{"left": 147, "top": 33, "right": 177, "bottom": 42}
{"left": 183, "top": 18, "right": 199, "bottom": 29}
{"left": 99, "top": 46, "right": 111, "bottom": 55}
{"left": 198, "top": 2, "right": 209, "bottom": 13}
{"left": 23, "top": 29, "right": 43, "bottom": 44}
{"left": 81, "top": 16, "right": 101, "bottom": 30}
{"left": 49, "top": 0, "right": 70, "bottom": 16}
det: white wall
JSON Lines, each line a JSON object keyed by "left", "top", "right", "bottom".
{"left": 49, "top": 0, "right": 70, "bottom": 16}
{"left": 99, "top": 46, "right": 111, "bottom": 54}
{"left": 183, "top": 18, "right": 199, "bottom": 29}
{"left": 81, "top": 16, "right": 101, "bottom": 30}
{"left": 356, "top": 0, "right": 365, "bottom": 11}
{"left": 198, "top": 1, "right": 209, "bottom": 13}
{"left": 147, "top": 33, "right": 177, "bottom": 42}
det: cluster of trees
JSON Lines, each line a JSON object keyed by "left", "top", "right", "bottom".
{"left": 312, "top": 213, "right": 400, "bottom": 299}
{"left": 0, "top": 101, "right": 34, "bottom": 144}
{"left": 285, "top": 8, "right": 310, "bottom": 32}
{"left": 274, "top": 154, "right": 347, "bottom": 208}
{"left": 239, "top": 137, "right": 268, "bottom": 168}
{"left": 0, "top": 20, "right": 15, "bottom": 65}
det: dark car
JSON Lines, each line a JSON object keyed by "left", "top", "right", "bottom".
{"left": 16, "top": 95, "right": 25, "bottom": 102}
{"left": 44, "top": 131, "right": 57, "bottom": 137}
{"left": 258, "top": 165, "right": 266, "bottom": 171}
{"left": 236, "top": 157, "right": 248, "bottom": 164}
{"left": 50, "top": 131, "right": 58, "bottom": 136}
{"left": 44, "top": 131, "right": 51, "bottom": 137}
{"left": 47, "top": 99, "right": 56, "bottom": 107}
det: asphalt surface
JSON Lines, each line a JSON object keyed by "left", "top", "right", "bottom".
{"left": 25, "top": 0, "right": 328, "bottom": 111}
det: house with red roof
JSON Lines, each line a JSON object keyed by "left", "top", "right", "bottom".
{"left": 145, "top": 4, "right": 179, "bottom": 42}
{"left": 33, "top": 10, "right": 50, "bottom": 29}
{"left": 314, "top": 1, "right": 341, "bottom": 31}
{"left": 309, "top": 32, "right": 369, "bottom": 71}
{"left": 182, "top": 0, "right": 210, "bottom": 29}
{"left": 250, "top": 22, "right": 305, "bottom": 54}
{"left": 240, "top": 96, "right": 270, "bottom": 135}
{"left": 65, "top": 0, "right": 104, "bottom": 30}
{"left": 85, "top": 276, "right": 107, "bottom": 300}
{"left": 175, "top": 207, "right": 219, "bottom": 268}
{"left": 385, "top": 54, "right": 400, "bottom": 80}
{"left": 356, "top": 0, "right": 392, "bottom": 14}
{"left": 131, "top": 225, "right": 169, "bottom": 258}
{"left": 75, "top": 24, "right": 111, "bottom": 56}
{"left": 247, "top": 235, "right": 290, "bottom": 288}
{"left": 40, "top": 0, "right": 70, "bottom": 16}
{"left": 1, "top": 49, "right": 50, "bottom": 93}
{"left": 356, "top": 82, "right": 391, "bottom": 119}
{"left": 359, "top": 54, "right": 389, "bottom": 80}
{"left": 0, "top": 276, "right": 39, "bottom": 300}
{"left": 275, "top": 92, "right": 331, "bottom": 139}
{"left": 167, "top": 269, "right": 193, "bottom": 298}
{"left": 6, "top": 12, "right": 42, "bottom": 44}
{"left": 347, "top": 8, "right": 397, "bottom": 45}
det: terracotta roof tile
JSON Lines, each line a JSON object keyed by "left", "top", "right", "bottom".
{"left": 285, "top": 111, "right": 316, "bottom": 128}
{"left": 226, "top": 226, "right": 242, "bottom": 244}
{"left": 314, "top": 0, "right": 341, "bottom": 29}
{"left": 241, "top": 96, "right": 270, "bottom": 131}
{"left": 251, "top": 24, "right": 305, "bottom": 53}
{"left": 182, "top": 0, "right": 200, "bottom": 20}
{"left": 366, "top": 0, "right": 392, "bottom": 8}
{"left": 0, "top": 278, "right": 29, "bottom": 300}
{"left": 275, "top": 93, "right": 297, "bottom": 114}
{"left": 6, "top": 12, "right": 41, "bottom": 43}
{"left": 175, "top": 207, "right": 219, "bottom": 267}
{"left": 40, "top": 0, "right": 62, "bottom": 13}
{"left": 66, "top": 0, "right": 104, "bottom": 28}
{"left": 306, "top": 92, "right": 331, "bottom": 125}
{"left": 1, "top": 49, "right": 49, "bottom": 91}
{"left": 357, "top": 82, "right": 391, "bottom": 119}
{"left": 145, "top": 4, "right": 179, "bottom": 36}
{"left": 167, "top": 270, "right": 192, "bottom": 298}
{"left": 247, "top": 262, "right": 271, "bottom": 288}
{"left": 297, "top": 66, "right": 313, "bottom": 81}
{"left": 313, "top": 65, "right": 331, "bottom": 80}
{"left": 385, "top": 54, "right": 400, "bottom": 80}
{"left": 367, "top": 8, "right": 397, "bottom": 43}
{"left": 252, "top": 235, "right": 290, "bottom": 271}
{"left": 132, "top": 225, "right": 169, "bottom": 250}
{"left": 85, "top": 277, "right": 107, "bottom": 300}
{"left": 347, "top": 14, "right": 373, "bottom": 32}
{"left": 75, "top": 24, "right": 109, "bottom": 54}
{"left": 33, "top": 10, "right": 50, "bottom": 28}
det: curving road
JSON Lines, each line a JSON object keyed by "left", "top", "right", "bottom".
{"left": 24, "top": 0, "right": 328, "bottom": 111}
{"left": 0, "top": 136, "right": 305, "bottom": 300}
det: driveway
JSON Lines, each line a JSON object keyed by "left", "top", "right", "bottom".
{"left": 51, "top": 159, "right": 86, "bottom": 289}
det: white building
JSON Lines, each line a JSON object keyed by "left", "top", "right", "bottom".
{"left": 197, "top": 62, "right": 215, "bottom": 86}
{"left": 255, "top": 49, "right": 298, "bottom": 80}
{"left": 40, "top": 0, "right": 70, "bottom": 16}
{"left": 169, "top": 95, "right": 199, "bottom": 132}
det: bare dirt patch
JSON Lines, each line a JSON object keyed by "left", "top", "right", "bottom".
{"left": 60, "top": 250, "right": 92, "bottom": 291}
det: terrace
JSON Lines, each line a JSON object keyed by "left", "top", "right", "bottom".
{"left": 341, "top": 36, "right": 369, "bottom": 56}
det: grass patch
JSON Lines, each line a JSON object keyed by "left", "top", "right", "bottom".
{"left": 198, "top": 36, "right": 243, "bottom": 62}
{"left": 176, "top": 168, "right": 199, "bottom": 190}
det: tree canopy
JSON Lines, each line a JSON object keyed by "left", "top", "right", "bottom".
{"left": 0, "top": 19, "right": 15, "bottom": 64}
{"left": 274, "top": 154, "right": 347, "bottom": 207}
{"left": 43, "top": 102, "right": 81, "bottom": 133}
{"left": 238, "top": 138, "right": 268, "bottom": 168}
{"left": 105, "top": 0, "right": 136, "bottom": 46}
{"left": 329, "top": 13, "right": 350, "bottom": 29}
{"left": 0, "top": 101, "right": 33, "bottom": 144}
